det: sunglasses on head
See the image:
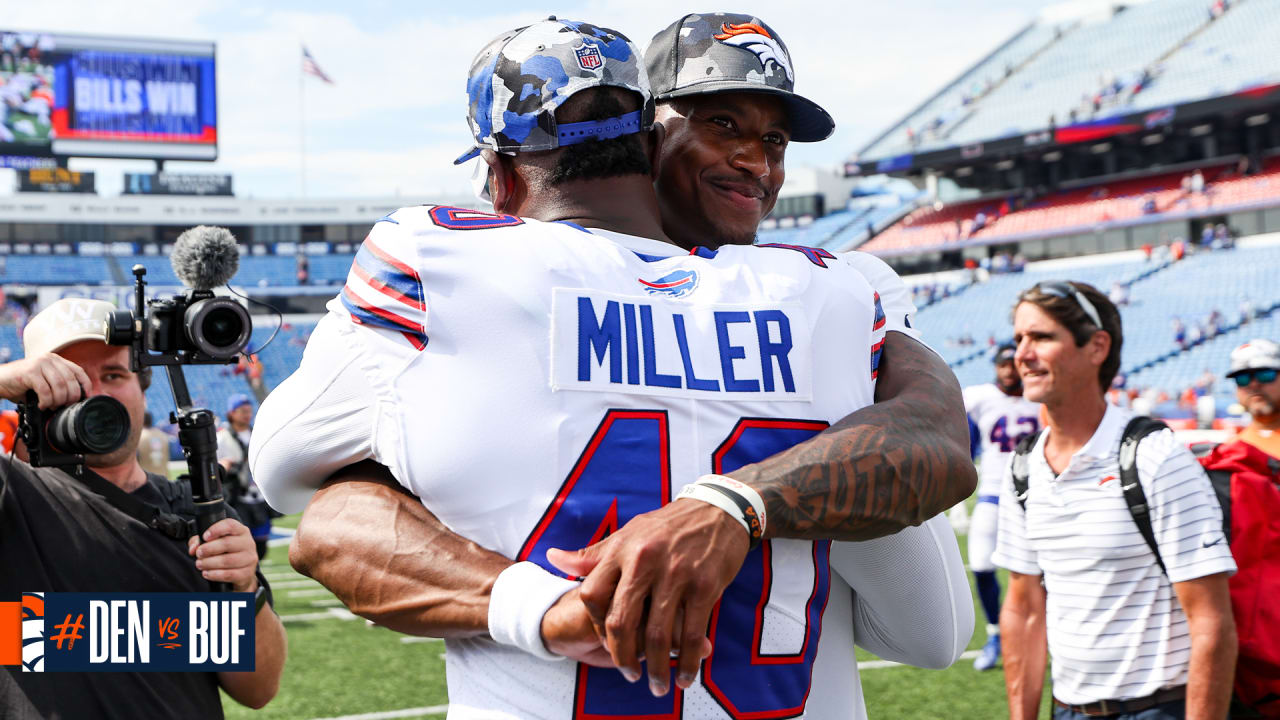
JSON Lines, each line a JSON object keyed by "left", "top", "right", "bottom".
{"left": 1234, "top": 368, "right": 1279, "bottom": 387}
{"left": 1032, "top": 281, "right": 1103, "bottom": 328}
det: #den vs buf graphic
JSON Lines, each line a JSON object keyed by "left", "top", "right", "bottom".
{"left": 1, "top": 592, "right": 254, "bottom": 672}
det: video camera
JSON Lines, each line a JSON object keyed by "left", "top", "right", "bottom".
{"left": 18, "top": 227, "right": 251, "bottom": 473}
{"left": 19, "top": 227, "right": 251, "bottom": 591}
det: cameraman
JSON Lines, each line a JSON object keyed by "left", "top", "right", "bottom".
{"left": 0, "top": 299, "right": 286, "bottom": 718}
{"left": 217, "top": 394, "right": 271, "bottom": 560}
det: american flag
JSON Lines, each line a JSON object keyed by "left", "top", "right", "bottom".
{"left": 302, "top": 46, "right": 334, "bottom": 84}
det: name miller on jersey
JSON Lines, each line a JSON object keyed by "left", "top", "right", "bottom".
{"left": 551, "top": 289, "right": 814, "bottom": 401}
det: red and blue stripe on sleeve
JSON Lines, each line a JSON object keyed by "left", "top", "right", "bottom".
{"left": 340, "top": 236, "right": 429, "bottom": 350}
{"left": 870, "top": 292, "right": 886, "bottom": 380}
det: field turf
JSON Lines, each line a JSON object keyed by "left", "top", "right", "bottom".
{"left": 225, "top": 504, "right": 1055, "bottom": 719}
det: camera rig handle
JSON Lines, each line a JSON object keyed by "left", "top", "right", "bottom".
{"left": 119, "top": 266, "right": 232, "bottom": 593}
{"left": 166, "top": 364, "right": 230, "bottom": 594}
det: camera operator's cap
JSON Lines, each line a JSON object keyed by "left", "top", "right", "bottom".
{"left": 994, "top": 343, "right": 1016, "bottom": 365}
{"left": 453, "top": 17, "right": 655, "bottom": 165}
{"left": 645, "top": 12, "right": 834, "bottom": 142}
{"left": 226, "top": 393, "right": 253, "bottom": 415}
{"left": 23, "top": 298, "right": 116, "bottom": 358}
{"left": 1227, "top": 338, "right": 1280, "bottom": 377}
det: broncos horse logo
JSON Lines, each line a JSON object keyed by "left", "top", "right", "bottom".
{"left": 713, "top": 22, "right": 793, "bottom": 83}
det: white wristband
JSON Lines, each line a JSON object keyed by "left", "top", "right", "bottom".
{"left": 488, "top": 561, "right": 578, "bottom": 661}
{"left": 695, "top": 474, "right": 767, "bottom": 541}
{"left": 677, "top": 483, "right": 753, "bottom": 539}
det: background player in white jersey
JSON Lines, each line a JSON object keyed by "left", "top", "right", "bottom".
{"left": 962, "top": 343, "right": 1040, "bottom": 671}
{"left": 254, "top": 17, "right": 971, "bottom": 719}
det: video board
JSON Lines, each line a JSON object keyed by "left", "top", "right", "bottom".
{"left": 0, "top": 30, "right": 216, "bottom": 161}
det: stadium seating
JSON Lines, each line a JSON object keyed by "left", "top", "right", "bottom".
{"left": 863, "top": 157, "right": 1280, "bottom": 254}
{"left": 861, "top": 22, "right": 1064, "bottom": 159}
{"left": 860, "top": 0, "right": 1280, "bottom": 163}
{"left": 1130, "top": 0, "right": 1280, "bottom": 112}
{"left": 913, "top": 237, "right": 1280, "bottom": 417}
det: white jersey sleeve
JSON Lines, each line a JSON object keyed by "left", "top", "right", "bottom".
{"left": 836, "top": 513, "right": 973, "bottom": 667}
{"left": 250, "top": 211, "right": 426, "bottom": 513}
{"left": 840, "top": 250, "right": 923, "bottom": 344}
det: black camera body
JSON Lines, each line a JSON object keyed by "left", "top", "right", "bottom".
{"left": 107, "top": 284, "right": 251, "bottom": 367}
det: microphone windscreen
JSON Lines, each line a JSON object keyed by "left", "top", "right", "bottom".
{"left": 170, "top": 225, "right": 240, "bottom": 289}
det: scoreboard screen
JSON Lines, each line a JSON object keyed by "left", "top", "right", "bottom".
{"left": 0, "top": 29, "right": 216, "bottom": 161}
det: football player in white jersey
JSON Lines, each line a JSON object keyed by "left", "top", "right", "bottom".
{"left": 962, "top": 343, "right": 1040, "bottom": 671}
{"left": 249, "top": 16, "right": 967, "bottom": 717}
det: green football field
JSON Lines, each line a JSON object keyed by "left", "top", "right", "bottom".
{"left": 225, "top": 504, "right": 1055, "bottom": 719}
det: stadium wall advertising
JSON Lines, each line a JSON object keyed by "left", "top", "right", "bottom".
{"left": 0, "top": 30, "right": 216, "bottom": 161}
{"left": 850, "top": 82, "right": 1280, "bottom": 176}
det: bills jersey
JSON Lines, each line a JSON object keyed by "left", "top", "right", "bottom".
{"left": 312, "top": 205, "right": 884, "bottom": 719}
{"left": 963, "top": 383, "right": 1040, "bottom": 498}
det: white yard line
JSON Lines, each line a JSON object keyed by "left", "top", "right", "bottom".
{"left": 285, "top": 587, "right": 335, "bottom": 598}
{"left": 279, "top": 607, "right": 360, "bottom": 623}
{"left": 307, "top": 648, "right": 988, "bottom": 720}
{"left": 271, "top": 579, "right": 324, "bottom": 589}
{"left": 312, "top": 704, "right": 450, "bottom": 720}
{"left": 857, "top": 649, "right": 981, "bottom": 670}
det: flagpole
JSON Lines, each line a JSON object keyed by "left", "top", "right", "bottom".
{"left": 299, "top": 43, "right": 306, "bottom": 198}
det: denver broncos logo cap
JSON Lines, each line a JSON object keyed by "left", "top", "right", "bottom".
{"left": 454, "top": 17, "right": 655, "bottom": 164}
{"left": 644, "top": 12, "right": 834, "bottom": 142}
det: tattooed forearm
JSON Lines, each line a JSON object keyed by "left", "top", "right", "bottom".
{"left": 732, "top": 332, "right": 976, "bottom": 541}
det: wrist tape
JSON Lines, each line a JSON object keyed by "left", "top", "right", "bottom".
{"left": 677, "top": 474, "right": 767, "bottom": 549}
{"left": 487, "top": 561, "right": 578, "bottom": 661}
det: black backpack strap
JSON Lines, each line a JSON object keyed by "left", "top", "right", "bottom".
{"left": 1011, "top": 430, "right": 1043, "bottom": 511}
{"left": 75, "top": 470, "right": 195, "bottom": 542}
{"left": 1118, "top": 416, "right": 1170, "bottom": 575}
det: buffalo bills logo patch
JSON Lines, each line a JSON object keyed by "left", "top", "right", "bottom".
{"left": 575, "top": 44, "right": 603, "bottom": 71}
{"left": 639, "top": 269, "right": 698, "bottom": 298}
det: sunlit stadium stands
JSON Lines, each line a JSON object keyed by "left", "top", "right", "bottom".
{"left": 914, "top": 236, "right": 1280, "bottom": 416}
{"left": 860, "top": 0, "right": 1280, "bottom": 163}
{"left": 1130, "top": 0, "right": 1280, "bottom": 111}
{"left": 862, "top": 156, "right": 1280, "bottom": 254}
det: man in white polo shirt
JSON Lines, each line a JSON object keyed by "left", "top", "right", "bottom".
{"left": 993, "top": 281, "right": 1237, "bottom": 720}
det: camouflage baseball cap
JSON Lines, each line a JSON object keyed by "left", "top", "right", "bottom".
{"left": 645, "top": 12, "right": 834, "bottom": 142}
{"left": 454, "top": 18, "right": 655, "bottom": 164}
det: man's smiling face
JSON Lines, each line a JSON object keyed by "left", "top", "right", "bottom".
{"left": 653, "top": 93, "right": 790, "bottom": 249}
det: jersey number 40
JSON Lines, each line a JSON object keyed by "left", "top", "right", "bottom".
{"left": 519, "top": 410, "right": 830, "bottom": 720}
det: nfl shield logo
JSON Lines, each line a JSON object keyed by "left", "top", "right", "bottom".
{"left": 575, "top": 44, "right": 603, "bottom": 71}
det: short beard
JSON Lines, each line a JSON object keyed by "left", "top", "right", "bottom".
{"left": 1247, "top": 395, "right": 1278, "bottom": 420}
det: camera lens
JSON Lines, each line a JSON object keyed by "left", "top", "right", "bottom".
{"left": 183, "top": 297, "right": 251, "bottom": 360}
{"left": 47, "top": 396, "right": 131, "bottom": 456}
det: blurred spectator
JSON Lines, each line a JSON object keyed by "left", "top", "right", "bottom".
{"left": 1226, "top": 340, "right": 1280, "bottom": 458}
{"left": 295, "top": 253, "right": 310, "bottom": 286}
{"left": 1213, "top": 223, "right": 1233, "bottom": 249}
{"left": 1142, "top": 195, "right": 1158, "bottom": 214}
{"left": 1141, "top": 242, "right": 1154, "bottom": 260}
{"left": 137, "top": 411, "right": 171, "bottom": 478}
{"left": 1206, "top": 309, "right": 1224, "bottom": 339}
{"left": 1200, "top": 225, "right": 1215, "bottom": 248}
{"left": 1109, "top": 282, "right": 1129, "bottom": 308}
{"left": 1191, "top": 169, "right": 1206, "bottom": 194}
{"left": 1194, "top": 368, "right": 1217, "bottom": 397}
{"left": 1240, "top": 296, "right": 1256, "bottom": 324}
{"left": 1200, "top": 337, "right": 1280, "bottom": 719}
{"left": 1174, "top": 317, "right": 1187, "bottom": 349}
{"left": 216, "top": 394, "right": 271, "bottom": 560}
{"left": 972, "top": 211, "right": 987, "bottom": 233}
{"left": 1171, "top": 239, "right": 1186, "bottom": 261}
